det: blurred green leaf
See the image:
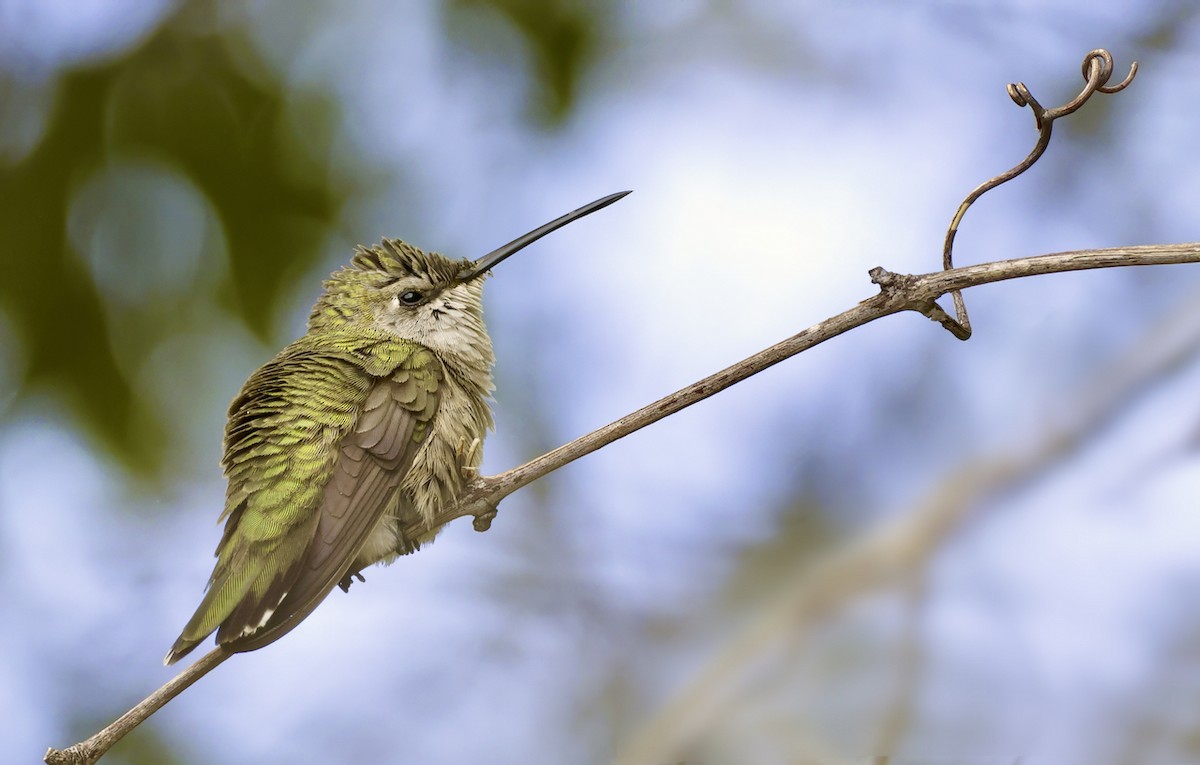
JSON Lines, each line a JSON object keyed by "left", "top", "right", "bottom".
{"left": 445, "top": 0, "right": 609, "bottom": 124}
{"left": 0, "top": 11, "right": 344, "bottom": 475}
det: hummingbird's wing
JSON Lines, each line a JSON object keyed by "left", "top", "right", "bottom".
{"left": 165, "top": 341, "right": 441, "bottom": 664}
{"left": 222, "top": 367, "right": 440, "bottom": 653}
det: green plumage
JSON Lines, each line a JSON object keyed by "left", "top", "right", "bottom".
{"left": 167, "top": 239, "right": 494, "bottom": 665}
{"left": 166, "top": 333, "right": 442, "bottom": 663}
{"left": 167, "top": 192, "right": 625, "bottom": 666}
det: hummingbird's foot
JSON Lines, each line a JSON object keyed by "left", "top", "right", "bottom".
{"left": 395, "top": 537, "right": 424, "bottom": 557}
{"left": 338, "top": 570, "right": 366, "bottom": 593}
{"left": 458, "top": 437, "right": 483, "bottom": 481}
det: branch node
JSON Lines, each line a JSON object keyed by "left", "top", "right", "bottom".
{"left": 870, "top": 267, "right": 916, "bottom": 295}
{"left": 472, "top": 503, "right": 499, "bottom": 532}
{"left": 869, "top": 266, "right": 897, "bottom": 287}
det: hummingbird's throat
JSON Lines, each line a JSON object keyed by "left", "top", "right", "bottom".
{"left": 376, "top": 281, "right": 491, "bottom": 365}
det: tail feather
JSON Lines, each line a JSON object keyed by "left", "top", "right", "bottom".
{"left": 165, "top": 535, "right": 312, "bottom": 665}
{"left": 164, "top": 635, "right": 203, "bottom": 666}
{"left": 164, "top": 550, "right": 258, "bottom": 666}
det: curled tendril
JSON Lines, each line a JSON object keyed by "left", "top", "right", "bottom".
{"left": 935, "top": 49, "right": 1138, "bottom": 341}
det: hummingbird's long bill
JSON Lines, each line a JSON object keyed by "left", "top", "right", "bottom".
{"left": 458, "top": 190, "right": 632, "bottom": 282}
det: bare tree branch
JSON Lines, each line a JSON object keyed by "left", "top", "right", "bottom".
{"left": 616, "top": 277, "right": 1200, "bottom": 764}
{"left": 427, "top": 242, "right": 1200, "bottom": 536}
{"left": 45, "top": 648, "right": 230, "bottom": 765}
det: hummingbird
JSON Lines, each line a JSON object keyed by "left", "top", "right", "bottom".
{"left": 165, "top": 191, "right": 630, "bottom": 665}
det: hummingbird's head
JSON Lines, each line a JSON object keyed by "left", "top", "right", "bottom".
{"left": 309, "top": 190, "right": 630, "bottom": 367}
{"left": 311, "top": 241, "right": 494, "bottom": 369}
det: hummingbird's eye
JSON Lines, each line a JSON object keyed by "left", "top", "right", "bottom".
{"left": 398, "top": 290, "right": 424, "bottom": 306}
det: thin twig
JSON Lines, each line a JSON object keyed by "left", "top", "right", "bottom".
{"left": 45, "top": 647, "right": 231, "bottom": 765}
{"left": 940, "top": 49, "right": 1138, "bottom": 339}
{"left": 617, "top": 279, "right": 1200, "bottom": 763}
{"left": 415, "top": 242, "right": 1200, "bottom": 538}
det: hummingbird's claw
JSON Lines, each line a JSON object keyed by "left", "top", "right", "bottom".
{"left": 458, "top": 437, "right": 483, "bottom": 481}
{"left": 338, "top": 570, "right": 366, "bottom": 593}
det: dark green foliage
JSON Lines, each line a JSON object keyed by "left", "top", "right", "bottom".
{"left": 445, "top": 0, "right": 608, "bottom": 124}
{"left": 0, "top": 15, "right": 344, "bottom": 473}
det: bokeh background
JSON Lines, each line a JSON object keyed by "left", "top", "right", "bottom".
{"left": 3, "top": 1, "right": 1200, "bottom": 763}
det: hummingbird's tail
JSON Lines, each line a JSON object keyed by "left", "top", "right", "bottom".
{"left": 164, "top": 634, "right": 202, "bottom": 666}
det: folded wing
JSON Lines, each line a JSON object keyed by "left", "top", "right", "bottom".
{"left": 166, "top": 343, "right": 440, "bottom": 664}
